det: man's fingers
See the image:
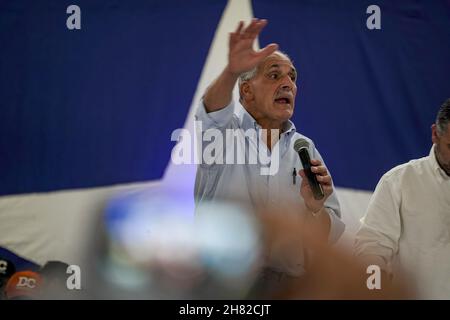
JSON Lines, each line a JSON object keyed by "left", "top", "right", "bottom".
{"left": 234, "top": 20, "right": 244, "bottom": 34}
{"left": 249, "top": 19, "right": 268, "bottom": 37}
{"left": 299, "top": 170, "right": 310, "bottom": 188}
{"left": 229, "top": 32, "right": 238, "bottom": 47}
{"left": 317, "top": 175, "right": 332, "bottom": 185}
{"left": 299, "top": 169, "right": 308, "bottom": 182}
{"left": 310, "top": 159, "right": 322, "bottom": 166}
{"left": 255, "top": 43, "right": 279, "bottom": 59}
{"left": 243, "top": 18, "right": 260, "bottom": 35}
{"left": 243, "top": 18, "right": 266, "bottom": 38}
{"left": 300, "top": 166, "right": 331, "bottom": 184}
{"left": 322, "top": 185, "right": 333, "bottom": 195}
{"left": 230, "top": 18, "right": 274, "bottom": 58}
{"left": 311, "top": 165, "right": 328, "bottom": 176}
{"left": 299, "top": 169, "right": 305, "bottom": 178}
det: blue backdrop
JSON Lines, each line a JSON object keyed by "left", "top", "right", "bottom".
{"left": 254, "top": 0, "right": 450, "bottom": 190}
{"left": 0, "top": 0, "right": 226, "bottom": 195}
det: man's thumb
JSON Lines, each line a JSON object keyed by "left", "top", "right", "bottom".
{"left": 257, "top": 43, "right": 279, "bottom": 58}
{"left": 299, "top": 169, "right": 306, "bottom": 178}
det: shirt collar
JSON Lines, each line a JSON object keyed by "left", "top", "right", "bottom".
{"left": 235, "top": 101, "right": 297, "bottom": 136}
{"left": 429, "top": 144, "right": 450, "bottom": 182}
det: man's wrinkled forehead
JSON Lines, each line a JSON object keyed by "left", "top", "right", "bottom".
{"left": 259, "top": 52, "right": 295, "bottom": 72}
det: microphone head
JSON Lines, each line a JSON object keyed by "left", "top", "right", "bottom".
{"left": 5, "top": 271, "right": 42, "bottom": 300}
{"left": 293, "top": 138, "right": 309, "bottom": 152}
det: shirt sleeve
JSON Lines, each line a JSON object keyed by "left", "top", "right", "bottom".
{"left": 354, "top": 172, "right": 402, "bottom": 271}
{"left": 194, "top": 99, "right": 235, "bottom": 130}
{"left": 312, "top": 146, "right": 345, "bottom": 244}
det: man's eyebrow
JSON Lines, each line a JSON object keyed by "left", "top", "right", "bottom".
{"left": 266, "top": 64, "right": 297, "bottom": 74}
{"left": 267, "top": 64, "right": 281, "bottom": 70}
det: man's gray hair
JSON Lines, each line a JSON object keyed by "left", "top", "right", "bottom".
{"left": 436, "top": 98, "right": 450, "bottom": 135}
{"left": 238, "top": 67, "right": 258, "bottom": 89}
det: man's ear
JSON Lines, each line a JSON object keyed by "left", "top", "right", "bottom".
{"left": 431, "top": 124, "right": 439, "bottom": 144}
{"left": 240, "top": 82, "right": 253, "bottom": 102}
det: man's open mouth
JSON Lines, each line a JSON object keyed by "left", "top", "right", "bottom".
{"left": 274, "top": 97, "right": 291, "bottom": 104}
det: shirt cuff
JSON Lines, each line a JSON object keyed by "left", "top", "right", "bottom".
{"left": 194, "top": 99, "right": 235, "bottom": 129}
{"left": 326, "top": 207, "right": 345, "bottom": 244}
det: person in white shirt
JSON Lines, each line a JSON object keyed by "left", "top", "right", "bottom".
{"left": 194, "top": 18, "right": 344, "bottom": 296}
{"left": 354, "top": 98, "right": 450, "bottom": 299}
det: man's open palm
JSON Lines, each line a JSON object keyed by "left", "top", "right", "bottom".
{"left": 227, "top": 18, "right": 279, "bottom": 75}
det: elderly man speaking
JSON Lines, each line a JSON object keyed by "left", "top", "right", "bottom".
{"left": 193, "top": 18, "right": 345, "bottom": 293}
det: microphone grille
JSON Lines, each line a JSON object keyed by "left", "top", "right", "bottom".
{"left": 293, "top": 138, "right": 309, "bottom": 152}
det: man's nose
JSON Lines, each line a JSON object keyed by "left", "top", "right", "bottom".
{"left": 280, "top": 76, "right": 295, "bottom": 90}
{"left": 280, "top": 82, "right": 293, "bottom": 92}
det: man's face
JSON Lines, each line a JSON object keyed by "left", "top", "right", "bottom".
{"left": 432, "top": 123, "right": 450, "bottom": 175}
{"left": 242, "top": 52, "right": 297, "bottom": 126}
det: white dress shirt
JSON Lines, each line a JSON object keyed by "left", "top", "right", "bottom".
{"left": 355, "top": 145, "right": 450, "bottom": 298}
{"left": 194, "top": 99, "right": 345, "bottom": 276}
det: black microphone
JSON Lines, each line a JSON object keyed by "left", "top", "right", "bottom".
{"left": 293, "top": 139, "right": 324, "bottom": 200}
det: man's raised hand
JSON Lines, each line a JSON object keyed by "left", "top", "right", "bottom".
{"left": 226, "top": 18, "right": 279, "bottom": 76}
{"left": 203, "top": 18, "right": 277, "bottom": 112}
